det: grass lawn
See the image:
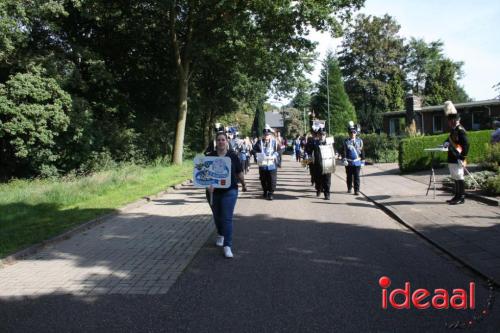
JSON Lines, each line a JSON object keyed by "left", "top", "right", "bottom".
{"left": 0, "top": 162, "right": 193, "bottom": 258}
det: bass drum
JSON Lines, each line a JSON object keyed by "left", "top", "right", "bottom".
{"left": 318, "top": 144, "right": 336, "bottom": 175}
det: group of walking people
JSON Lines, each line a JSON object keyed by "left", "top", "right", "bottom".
{"left": 203, "top": 100, "right": 470, "bottom": 259}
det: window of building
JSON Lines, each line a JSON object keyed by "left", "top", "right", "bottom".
{"left": 433, "top": 115, "right": 443, "bottom": 133}
{"left": 472, "top": 110, "right": 486, "bottom": 130}
{"left": 389, "top": 118, "right": 405, "bottom": 136}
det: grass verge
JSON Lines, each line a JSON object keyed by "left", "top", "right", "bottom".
{"left": 0, "top": 162, "right": 193, "bottom": 258}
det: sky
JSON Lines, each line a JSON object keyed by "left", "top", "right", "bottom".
{"left": 273, "top": 0, "right": 500, "bottom": 105}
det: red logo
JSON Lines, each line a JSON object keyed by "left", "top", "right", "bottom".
{"left": 220, "top": 179, "right": 226, "bottom": 186}
{"left": 379, "top": 276, "right": 475, "bottom": 310}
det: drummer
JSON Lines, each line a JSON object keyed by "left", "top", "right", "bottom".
{"left": 312, "top": 127, "right": 334, "bottom": 200}
{"left": 253, "top": 125, "right": 279, "bottom": 200}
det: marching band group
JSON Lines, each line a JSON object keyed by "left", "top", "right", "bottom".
{"left": 204, "top": 100, "right": 469, "bottom": 258}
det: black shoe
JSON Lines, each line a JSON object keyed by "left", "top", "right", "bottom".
{"left": 324, "top": 194, "right": 330, "bottom": 200}
{"left": 316, "top": 190, "right": 321, "bottom": 197}
{"left": 449, "top": 197, "right": 465, "bottom": 205}
{"left": 446, "top": 196, "right": 458, "bottom": 203}
{"left": 354, "top": 191, "right": 359, "bottom": 195}
{"left": 347, "top": 189, "right": 352, "bottom": 193}
{"left": 263, "top": 191, "right": 268, "bottom": 198}
{"left": 267, "top": 193, "right": 274, "bottom": 201}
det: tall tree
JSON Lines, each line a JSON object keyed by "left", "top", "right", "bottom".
{"left": 168, "top": 0, "right": 365, "bottom": 164}
{"left": 423, "top": 59, "right": 470, "bottom": 105}
{"left": 338, "top": 14, "right": 407, "bottom": 131}
{"left": 405, "top": 38, "right": 444, "bottom": 94}
{"left": 292, "top": 79, "right": 312, "bottom": 110}
{"left": 405, "top": 38, "right": 469, "bottom": 105}
{"left": 311, "top": 53, "right": 356, "bottom": 134}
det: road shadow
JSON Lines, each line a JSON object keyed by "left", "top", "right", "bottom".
{"left": 1, "top": 212, "right": 499, "bottom": 332}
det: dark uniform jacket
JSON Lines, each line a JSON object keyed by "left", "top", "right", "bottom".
{"left": 445, "top": 125, "right": 469, "bottom": 163}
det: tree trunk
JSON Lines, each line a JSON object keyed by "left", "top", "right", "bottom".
{"left": 172, "top": 75, "right": 188, "bottom": 165}
{"left": 169, "top": 1, "right": 193, "bottom": 165}
{"left": 203, "top": 107, "right": 213, "bottom": 149}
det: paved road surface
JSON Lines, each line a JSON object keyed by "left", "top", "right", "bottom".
{"left": 1, "top": 156, "right": 498, "bottom": 332}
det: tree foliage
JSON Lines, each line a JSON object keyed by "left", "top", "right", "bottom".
{"left": 338, "top": 14, "right": 470, "bottom": 132}
{"left": 405, "top": 38, "right": 469, "bottom": 105}
{"left": 0, "top": 69, "right": 71, "bottom": 178}
{"left": 338, "top": 14, "right": 406, "bottom": 131}
{"left": 311, "top": 53, "right": 356, "bottom": 134}
{"left": 0, "top": 0, "right": 365, "bottom": 178}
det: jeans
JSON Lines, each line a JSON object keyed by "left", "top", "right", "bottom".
{"left": 211, "top": 188, "right": 238, "bottom": 247}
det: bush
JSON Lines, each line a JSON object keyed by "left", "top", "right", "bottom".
{"left": 0, "top": 70, "right": 72, "bottom": 178}
{"left": 443, "top": 170, "right": 496, "bottom": 190}
{"left": 483, "top": 174, "right": 500, "bottom": 195}
{"left": 399, "top": 130, "right": 493, "bottom": 173}
{"left": 334, "top": 133, "right": 399, "bottom": 163}
{"left": 480, "top": 143, "right": 500, "bottom": 172}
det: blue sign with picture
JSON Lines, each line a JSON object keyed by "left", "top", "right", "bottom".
{"left": 193, "top": 155, "right": 231, "bottom": 188}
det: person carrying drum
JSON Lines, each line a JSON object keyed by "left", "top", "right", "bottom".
{"left": 342, "top": 121, "right": 365, "bottom": 195}
{"left": 311, "top": 127, "right": 335, "bottom": 200}
{"left": 253, "top": 125, "right": 279, "bottom": 200}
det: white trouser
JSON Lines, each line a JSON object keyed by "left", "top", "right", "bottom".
{"left": 448, "top": 163, "right": 464, "bottom": 180}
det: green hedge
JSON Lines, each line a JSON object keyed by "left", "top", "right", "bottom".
{"left": 333, "top": 133, "right": 399, "bottom": 163}
{"left": 398, "top": 130, "right": 493, "bottom": 173}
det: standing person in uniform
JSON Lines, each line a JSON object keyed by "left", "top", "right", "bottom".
{"left": 305, "top": 133, "right": 316, "bottom": 185}
{"left": 312, "top": 128, "right": 334, "bottom": 200}
{"left": 207, "top": 132, "right": 247, "bottom": 258}
{"left": 235, "top": 135, "right": 248, "bottom": 174}
{"left": 294, "top": 135, "right": 302, "bottom": 162}
{"left": 443, "top": 101, "right": 469, "bottom": 205}
{"left": 276, "top": 131, "right": 284, "bottom": 168}
{"left": 342, "top": 121, "right": 364, "bottom": 195}
{"left": 253, "top": 125, "right": 279, "bottom": 200}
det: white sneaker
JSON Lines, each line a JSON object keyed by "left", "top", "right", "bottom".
{"left": 223, "top": 246, "right": 233, "bottom": 258}
{"left": 215, "top": 235, "right": 224, "bottom": 247}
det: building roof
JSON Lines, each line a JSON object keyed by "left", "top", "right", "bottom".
{"left": 383, "top": 99, "right": 500, "bottom": 117}
{"left": 265, "top": 111, "right": 284, "bottom": 128}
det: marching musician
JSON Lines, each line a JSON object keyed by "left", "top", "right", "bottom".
{"left": 312, "top": 127, "right": 334, "bottom": 200}
{"left": 305, "top": 133, "right": 316, "bottom": 185}
{"left": 443, "top": 101, "right": 469, "bottom": 205}
{"left": 342, "top": 121, "right": 365, "bottom": 195}
{"left": 253, "top": 125, "right": 279, "bottom": 200}
{"left": 234, "top": 134, "right": 250, "bottom": 174}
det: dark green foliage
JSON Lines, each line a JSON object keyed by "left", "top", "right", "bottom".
{"left": 312, "top": 53, "right": 356, "bottom": 134}
{"left": 483, "top": 174, "right": 500, "bottom": 195}
{"left": 480, "top": 143, "right": 500, "bottom": 172}
{"left": 253, "top": 100, "right": 266, "bottom": 138}
{"left": 398, "top": 130, "right": 493, "bottom": 173}
{"left": 0, "top": 70, "right": 71, "bottom": 178}
{"left": 333, "top": 133, "right": 399, "bottom": 163}
{"left": 423, "top": 59, "right": 470, "bottom": 105}
{"left": 339, "top": 14, "right": 407, "bottom": 132}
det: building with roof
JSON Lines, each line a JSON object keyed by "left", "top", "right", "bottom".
{"left": 265, "top": 111, "right": 284, "bottom": 131}
{"left": 382, "top": 96, "right": 500, "bottom": 135}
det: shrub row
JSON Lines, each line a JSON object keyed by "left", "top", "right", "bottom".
{"left": 333, "top": 133, "right": 399, "bottom": 163}
{"left": 398, "top": 130, "right": 493, "bottom": 173}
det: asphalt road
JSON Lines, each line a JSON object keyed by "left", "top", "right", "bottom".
{"left": 1, "top": 157, "right": 499, "bottom": 332}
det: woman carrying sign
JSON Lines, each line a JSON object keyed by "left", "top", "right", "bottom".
{"left": 207, "top": 132, "right": 247, "bottom": 258}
